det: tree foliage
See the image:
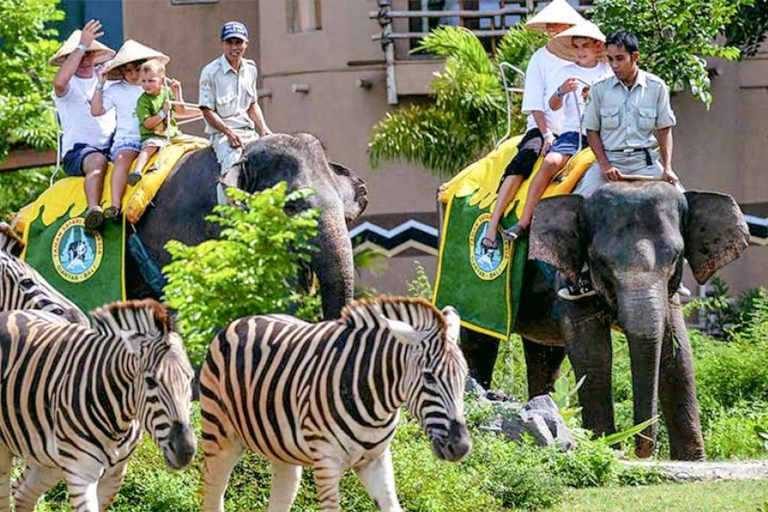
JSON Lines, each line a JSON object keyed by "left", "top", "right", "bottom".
{"left": 163, "top": 184, "right": 320, "bottom": 364}
{"left": 0, "top": 166, "right": 50, "bottom": 220}
{"left": 725, "top": 0, "right": 768, "bottom": 58}
{"left": 0, "top": 0, "right": 63, "bottom": 162}
{"left": 590, "top": 0, "right": 747, "bottom": 107}
{"left": 368, "top": 25, "right": 546, "bottom": 178}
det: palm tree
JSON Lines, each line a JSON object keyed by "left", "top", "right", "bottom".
{"left": 367, "top": 25, "right": 546, "bottom": 178}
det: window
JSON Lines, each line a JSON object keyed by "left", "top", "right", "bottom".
{"left": 286, "top": 0, "right": 322, "bottom": 33}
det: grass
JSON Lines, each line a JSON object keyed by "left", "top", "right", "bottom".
{"left": 546, "top": 479, "right": 768, "bottom": 512}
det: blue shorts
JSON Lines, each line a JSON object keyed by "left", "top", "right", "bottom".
{"left": 62, "top": 144, "right": 109, "bottom": 177}
{"left": 547, "top": 131, "right": 588, "bottom": 156}
{"left": 110, "top": 139, "right": 141, "bottom": 161}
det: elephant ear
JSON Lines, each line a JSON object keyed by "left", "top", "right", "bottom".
{"left": 683, "top": 191, "right": 750, "bottom": 284}
{"left": 329, "top": 162, "right": 368, "bottom": 222}
{"left": 528, "top": 195, "right": 585, "bottom": 283}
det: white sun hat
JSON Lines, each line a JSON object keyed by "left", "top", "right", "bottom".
{"left": 523, "top": 0, "right": 586, "bottom": 33}
{"left": 547, "top": 21, "right": 607, "bottom": 62}
{"left": 104, "top": 39, "right": 170, "bottom": 79}
{"left": 49, "top": 30, "right": 115, "bottom": 66}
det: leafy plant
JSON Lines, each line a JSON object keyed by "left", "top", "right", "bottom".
{"left": 406, "top": 260, "right": 433, "bottom": 300}
{"left": 163, "top": 184, "right": 320, "bottom": 364}
{"left": 0, "top": 165, "right": 50, "bottom": 220}
{"left": 725, "top": 0, "right": 768, "bottom": 58}
{"left": 590, "top": 0, "right": 747, "bottom": 107}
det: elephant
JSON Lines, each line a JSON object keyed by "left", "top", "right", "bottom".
{"left": 461, "top": 182, "right": 749, "bottom": 460}
{"left": 127, "top": 133, "right": 368, "bottom": 319}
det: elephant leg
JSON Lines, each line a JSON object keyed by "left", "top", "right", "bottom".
{"left": 522, "top": 337, "right": 565, "bottom": 397}
{"left": 659, "top": 297, "right": 705, "bottom": 460}
{"left": 459, "top": 327, "right": 499, "bottom": 389}
{"left": 560, "top": 302, "right": 616, "bottom": 437}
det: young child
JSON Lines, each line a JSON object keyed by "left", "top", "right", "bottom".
{"left": 91, "top": 40, "right": 168, "bottom": 220}
{"left": 132, "top": 60, "right": 201, "bottom": 184}
{"left": 480, "top": 0, "right": 584, "bottom": 252}
{"left": 503, "top": 21, "right": 612, "bottom": 241}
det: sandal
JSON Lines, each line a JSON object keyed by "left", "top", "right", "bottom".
{"left": 84, "top": 206, "right": 104, "bottom": 233}
{"left": 502, "top": 223, "right": 528, "bottom": 241}
{"left": 104, "top": 206, "right": 122, "bottom": 221}
{"left": 127, "top": 172, "right": 142, "bottom": 186}
{"left": 480, "top": 237, "right": 498, "bottom": 251}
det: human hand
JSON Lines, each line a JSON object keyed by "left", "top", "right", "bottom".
{"left": 162, "top": 100, "right": 171, "bottom": 114}
{"left": 559, "top": 78, "right": 579, "bottom": 94}
{"left": 79, "top": 20, "right": 104, "bottom": 48}
{"left": 167, "top": 78, "right": 181, "bottom": 92}
{"left": 541, "top": 132, "right": 555, "bottom": 155}
{"left": 96, "top": 64, "right": 108, "bottom": 84}
{"left": 661, "top": 167, "right": 679, "bottom": 184}
{"left": 602, "top": 165, "right": 621, "bottom": 181}
{"left": 262, "top": 127, "right": 273, "bottom": 136}
{"left": 225, "top": 129, "right": 243, "bottom": 149}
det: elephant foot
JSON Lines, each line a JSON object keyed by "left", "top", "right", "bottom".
{"left": 670, "top": 441, "right": 706, "bottom": 461}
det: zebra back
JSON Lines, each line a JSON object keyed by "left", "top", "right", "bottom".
{"left": 0, "top": 223, "right": 88, "bottom": 325}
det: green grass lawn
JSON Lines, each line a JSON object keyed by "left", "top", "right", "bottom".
{"left": 547, "top": 479, "right": 768, "bottom": 512}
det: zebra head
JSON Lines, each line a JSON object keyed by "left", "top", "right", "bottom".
{"left": 381, "top": 300, "right": 471, "bottom": 462}
{"left": 0, "top": 223, "right": 88, "bottom": 325}
{"left": 93, "top": 299, "right": 197, "bottom": 469}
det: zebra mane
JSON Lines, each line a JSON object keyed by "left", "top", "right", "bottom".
{"left": 90, "top": 299, "right": 171, "bottom": 338}
{"left": 0, "top": 222, "right": 24, "bottom": 257}
{"left": 340, "top": 296, "right": 448, "bottom": 336}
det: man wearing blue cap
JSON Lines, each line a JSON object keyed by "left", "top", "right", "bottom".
{"left": 199, "top": 21, "right": 272, "bottom": 203}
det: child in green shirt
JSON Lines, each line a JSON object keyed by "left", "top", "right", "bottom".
{"left": 130, "top": 60, "right": 202, "bottom": 184}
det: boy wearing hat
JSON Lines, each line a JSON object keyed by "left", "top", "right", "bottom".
{"left": 480, "top": 0, "right": 584, "bottom": 252}
{"left": 51, "top": 20, "right": 116, "bottom": 232}
{"left": 199, "top": 21, "right": 272, "bottom": 203}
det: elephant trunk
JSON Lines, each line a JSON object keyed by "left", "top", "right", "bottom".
{"left": 312, "top": 204, "right": 355, "bottom": 319}
{"left": 616, "top": 279, "right": 668, "bottom": 458}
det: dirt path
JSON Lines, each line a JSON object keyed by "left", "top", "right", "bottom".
{"left": 623, "top": 460, "right": 768, "bottom": 482}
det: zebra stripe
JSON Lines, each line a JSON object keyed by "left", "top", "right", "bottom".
{"left": 0, "top": 223, "right": 88, "bottom": 325}
{"left": 201, "top": 297, "right": 470, "bottom": 512}
{"left": 0, "top": 299, "right": 195, "bottom": 512}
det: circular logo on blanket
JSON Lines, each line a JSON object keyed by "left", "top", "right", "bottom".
{"left": 469, "top": 213, "right": 510, "bottom": 281}
{"left": 52, "top": 218, "right": 103, "bottom": 283}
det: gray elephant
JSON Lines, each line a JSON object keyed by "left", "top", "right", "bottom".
{"left": 128, "top": 133, "right": 367, "bottom": 319}
{"left": 462, "top": 182, "right": 749, "bottom": 460}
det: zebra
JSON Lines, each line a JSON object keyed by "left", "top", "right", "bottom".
{"left": 200, "top": 297, "right": 471, "bottom": 512}
{"left": 0, "top": 299, "right": 196, "bottom": 512}
{"left": 0, "top": 223, "right": 88, "bottom": 325}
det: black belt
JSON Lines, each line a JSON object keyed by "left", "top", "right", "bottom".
{"left": 607, "top": 147, "right": 656, "bottom": 166}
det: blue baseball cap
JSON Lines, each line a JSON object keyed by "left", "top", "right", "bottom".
{"left": 221, "top": 21, "right": 249, "bottom": 42}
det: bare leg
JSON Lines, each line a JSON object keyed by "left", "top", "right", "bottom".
{"left": 266, "top": 461, "right": 303, "bottom": 512}
{"left": 82, "top": 152, "right": 108, "bottom": 209}
{"left": 14, "top": 464, "right": 62, "bottom": 512}
{"left": 313, "top": 459, "right": 343, "bottom": 512}
{"left": 130, "top": 147, "right": 158, "bottom": 180}
{"left": 110, "top": 149, "right": 138, "bottom": 209}
{"left": 517, "top": 153, "right": 568, "bottom": 228}
{"left": 484, "top": 175, "right": 524, "bottom": 244}
{"left": 355, "top": 448, "right": 401, "bottom": 512}
{"left": 0, "top": 445, "right": 12, "bottom": 511}
{"left": 97, "top": 461, "right": 129, "bottom": 511}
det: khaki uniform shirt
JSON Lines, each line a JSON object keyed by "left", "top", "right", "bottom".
{"left": 581, "top": 69, "right": 676, "bottom": 151}
{"left": 198, "top": 54, "right": 258, "bottom": 135}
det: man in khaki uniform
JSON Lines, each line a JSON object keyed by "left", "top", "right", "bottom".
{"left": 574, "top": 29, "right": 679, "bottom": 197}
{"left": 199, "top": 21, "right": 271, "bottom": 202}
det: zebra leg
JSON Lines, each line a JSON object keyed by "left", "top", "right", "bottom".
{"left": 97, "top": 461, "right": 129, "bottom": 511}
{"left": 13, "top": 464, "right": 62, "bottom": 511}
{"left": 201, "top": 440, "right": 243, "bottom": 512}
{"left": 313, "top": 459, "right": 343, "bottom": 511}
{"left": 63, "top": 461, "right": 102, "bottom": 512}
{"left": 265, "top": 461, "right": 303, "bottom": 512}
{"left": 355, "top": 447, "right": 401, "bottom": 512}
{"left": 0, "top": 445, "right": 11, "bottom": 511}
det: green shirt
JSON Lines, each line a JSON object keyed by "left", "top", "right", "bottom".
{"left": 136, "top": 87, "right": 179, "bottom": 141}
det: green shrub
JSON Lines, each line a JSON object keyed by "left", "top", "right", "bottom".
{"left": 163, "top": 184, "right": 320, "bottom": 364}
{"left": 704, "top": 402, "right": 768, "bottom": 460}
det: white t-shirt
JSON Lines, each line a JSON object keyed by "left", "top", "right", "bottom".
{"left": 552, "top": 62, "right": 613, "bottom": 134}
{"left": 53, "top": 76, "right": 115, "bottom": 155}
{"left": 102, "top": 80, "right": 143, "bottom": 142}
{"left": 521, "top": 46, "right": 571, "bottom": 134}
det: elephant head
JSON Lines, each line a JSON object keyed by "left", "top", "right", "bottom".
{"left": 236, "top": 133, "right": 368, "bottom": 319}
{"left": 529, "top": 182, "right": 749, "bottom": 455}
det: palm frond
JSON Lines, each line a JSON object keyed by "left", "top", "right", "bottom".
{"left": 414, "top": 26, "right": 495, "bottom": 75}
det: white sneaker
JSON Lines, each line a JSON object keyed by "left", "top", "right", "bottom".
{"left": 557, "top": 279, "right": 597, "bottom": 301}
{"left": 677, "top": 284, "right": 692, "bottom": 297}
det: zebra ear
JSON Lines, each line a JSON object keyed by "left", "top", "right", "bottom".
{"left": 441, "top": 306, "right": 461, "bottom": 345}
{"left": 120, "top": 329, "right": 142, "bottom": 354}
{"left": 382, "top": 317, "right": 423, "bottom": 346}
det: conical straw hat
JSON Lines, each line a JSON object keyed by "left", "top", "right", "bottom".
{"left": 104, "top": 40, "right": 170, "bottom": 79}
{"left": 49, "top": 30, "right": 115, "bottom": 66}
{"left": 547, "top": 21, "right": 606, "bottom": 62}
{"left": 524, "top": 0, "right": 586, "bottom": 33}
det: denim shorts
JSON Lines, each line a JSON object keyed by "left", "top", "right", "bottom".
{"left": 548, "top": 131, "right": 589, "bottom": 156}
{"left": 110, "top": 139, "right": 141, "bottom": 161}
{"left": 62, "top": 144, "right": 110, "bottom": 177}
